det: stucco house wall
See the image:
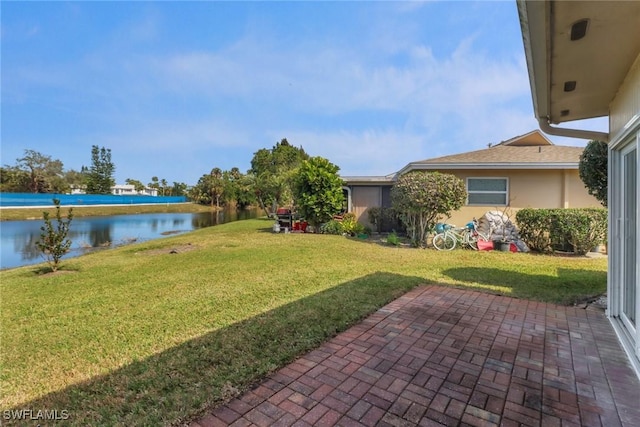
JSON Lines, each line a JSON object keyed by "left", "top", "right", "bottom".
{"left": 610, "top": 55, "right": 640, "bottom": 138}
{"left": 343, "top": 130, "right": 601, "bottom": 231}
{"left": 438, "top": 169, "right": 600, "bottom": 227}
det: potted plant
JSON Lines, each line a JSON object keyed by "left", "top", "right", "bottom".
{"left": 488, "top": 205, "right": 516, "bottom": 251}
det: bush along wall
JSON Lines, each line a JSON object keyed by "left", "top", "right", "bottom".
{"left": 367, "top": 207, "right": 403, "bottom": 233}
{"left": 515, "top": 208, "right": 607, "bottom": 255}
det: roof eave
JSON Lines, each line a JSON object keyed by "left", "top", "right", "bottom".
{"left": 517, "top": 0, "right": 610, "bottom": 142}
{"left": 403, "top": 162, "right": 579, "bottom": 171}
{"left": 517, "top": 0, "right": 549, "bottom": 123}
{"left": 341, "top": 176, "right": 397, "bottom": 185}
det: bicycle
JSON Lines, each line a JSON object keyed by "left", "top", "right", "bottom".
{"left": 432, "top": 218, "right": 489, "bottom": 251}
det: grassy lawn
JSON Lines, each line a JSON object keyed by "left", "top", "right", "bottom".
{"left": 0, "top": 218, "right": 607, "bottom": 425}
{"left": 0, "top": 202, "right": 216, "bottom": 221}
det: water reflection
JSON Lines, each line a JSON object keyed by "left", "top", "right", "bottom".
{"left": 0, "top": 208, "right": 258, "bottom": 270}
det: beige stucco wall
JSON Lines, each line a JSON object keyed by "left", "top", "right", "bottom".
{"left": 446, "top": 169, "right": 601, "bottom": 226}
{"left": 610, "top": 53, "right": 640, "bottom": 138}
{"left": 348, "top": 169, "right": 601, "bottom": 229}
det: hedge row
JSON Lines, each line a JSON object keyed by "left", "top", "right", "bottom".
{"left": 515, "top": 208, "right": 607, "bottom": 255}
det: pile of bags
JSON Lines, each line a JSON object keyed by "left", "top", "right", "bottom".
{"left": 477, "top": 211, "right": 529, "bottom": 252}
{"left": 478, "top": 211, "right": 519, "bottom": 242}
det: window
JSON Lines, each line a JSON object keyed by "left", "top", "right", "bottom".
{"left": 466, "top": 178, "right": 508, "bottom": 205}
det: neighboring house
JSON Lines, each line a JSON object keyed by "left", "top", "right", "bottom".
{"left": 69, "top": 185, "right": 86, "bottom": 195}
{"left": 70, "top": 185, "right": 158, "bottom": 197}
{"left": 111, "top": 184, "right": 158, "bottom": 197}
{"left": 342, "top": 130, "right": 600, "bottom": 230}
{"left": 517, "top": 0, "right": 640, "bottom": 376}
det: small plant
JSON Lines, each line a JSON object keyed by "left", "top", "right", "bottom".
{"left": 320, "top": 219, "right": 344, "bottom": 235}
{"left": 341, "top": 212, "right": 365, "bottom": 236}
{"left": 386, "top": 230, "right": 401, "bottom": 246}
{"left": 36, "top": 199, "right": 74, "bottom": 272}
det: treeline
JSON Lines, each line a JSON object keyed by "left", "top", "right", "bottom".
{"left": 189, "top": 138, "right": 309, "bottom": 212}
{"left": 1, "top": 146, "right": 189, "bottom": 197}
{"left": 1, "top": 139, "right": 322, "bottom": 212}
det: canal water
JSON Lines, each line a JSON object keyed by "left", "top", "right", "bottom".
{"left": 0, "top": 209, "right": 259, "bottom": 270}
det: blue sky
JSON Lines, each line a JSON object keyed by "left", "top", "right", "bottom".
{"left": 1, "top": 1, "right": 607, "bottom": 186}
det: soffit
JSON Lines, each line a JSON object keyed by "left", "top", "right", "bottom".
{"left": 519, "top": 0, "right": 640, "bottom": 124}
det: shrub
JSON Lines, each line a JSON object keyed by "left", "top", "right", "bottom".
{"left": 36, "top": 199, "right": 74, "bottom": 272}
{"left": 579, "top": 140, "right": 608, "bottom": 207}
{"left": 320, "top": 219, "right": 344, "bottom": 235}
{"left": 386, "top": 230, "right": 401, "bottom": 246}
{"left": 367, "top": 207, "right": 400, "bottom": 233}
{"left": 391, "top": 171, "right": 466, "bottom": 247}
{"left": 550, "top": 208, "right": 607, "bottom": 255}
{"left": 292, "top": 156, "right": 344, "bottom": 230}
{"left": 340, "top": 213, "right": 365, "bottom": 236}
{"left": 515, "top": 208, "right": 553, "bottom": 252}
{"left": 516, "top": 208, "right": 607, "bottom": 255}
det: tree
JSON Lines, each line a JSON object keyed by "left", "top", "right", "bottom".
{"left": 63, "top": 169, "right": 88, "bottom": 193}
{"left": 160, "top": 179, "right": 168, "bottom": 196}
{"left": 579, "top": 140, "right": 608, "bottom": 207}
{"left": 148, "top": 176, "right": 160, "bottom": 193}
{"left": 15, "top": 150, "right": 65, "bottom": 193}
{"left": 391, "top": 171, "right": 467, "bottom": 247}
{"left": 208, "top": 168, "right": 225, "bottom": 208}
{"left": 171, "top": 181, "right": 189, "bottom": 197}
{"left": 249, "top": 138, "right": 309, "bottom": 214}
{"left": 35, "top": 199, "right": 74, "bottom": 272}
{"left": 0, "top": 166, "right": 30, "bottom": 192}
{"left": 86, "top": 146, "right": 115, "bottom": 194}
{"left": 292, "top": 156, "right": 344, "bottom": 230}
{"left": 125, "top": 178, "right": 146, "bottom": 192}
{"left": 234, "top": 173, "right": 257, "bottom": 209}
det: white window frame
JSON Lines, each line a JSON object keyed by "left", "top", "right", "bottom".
{"left": 608, "top": 123, "right": 640, "bottom": 376}
{"left": 466, "top": 177, "right": 509, "bottom": 206}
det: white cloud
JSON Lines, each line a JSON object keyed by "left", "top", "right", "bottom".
{"left": 7, "top": 1, "right": 599, "bottom": 186}
{"left": 276, "top": 129, "right": 427, "bottom": 176}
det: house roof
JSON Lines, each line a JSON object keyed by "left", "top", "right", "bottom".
{"left": 340, "top": 175, "right": 395, "bottom": 185}
{"left": 517, "top": 0, "right": 640, "bottom": 125}
{"left": 495, "top": 129, "right": 553, "bottom": 147}
{"left": 343, "top": 130, "right": 585, "bottom": 185}
{"left": 397, "top": 130, "right": 583, "bottom": 173}
{"left": 414, "top": 145, "right": 582, "bottom": 165}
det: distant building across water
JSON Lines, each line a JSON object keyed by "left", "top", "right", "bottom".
{"left": 69, "top": 184, "right": 159, "bottom": 197}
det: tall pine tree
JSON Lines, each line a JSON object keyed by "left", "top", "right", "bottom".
{"left": 86, "top": 145, "right": 115, "bottom": 194}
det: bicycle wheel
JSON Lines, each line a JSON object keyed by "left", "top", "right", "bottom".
{"left": 467, "top": 232, "right": 479, "bottom": 250}
{"left": 476, "top": 232, "right": 490, "bottom": 242}
{"left": 433, "top": 233, "right": 456, "bottom": 251}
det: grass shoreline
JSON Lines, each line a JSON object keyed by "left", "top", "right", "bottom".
{"left": 0, "top": 218, "right": 607, "bottom": 425}
{"left": 0, "top": 202, "right": 224, "bottom": 221}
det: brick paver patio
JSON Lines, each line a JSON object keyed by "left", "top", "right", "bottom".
{"left": 191, "top": 286, "right": 640, "bottom": 427}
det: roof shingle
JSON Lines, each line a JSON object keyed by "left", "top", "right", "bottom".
{"left": 415, "top": 145, "right": 583, "bottom": 164}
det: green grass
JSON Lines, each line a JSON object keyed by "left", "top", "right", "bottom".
{"left": 0, "top": 219, "right": 607, "bottom": 425}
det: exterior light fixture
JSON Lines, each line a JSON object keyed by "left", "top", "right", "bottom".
{"left": 564, "top": 81, "right": 577, "bottom": 92}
